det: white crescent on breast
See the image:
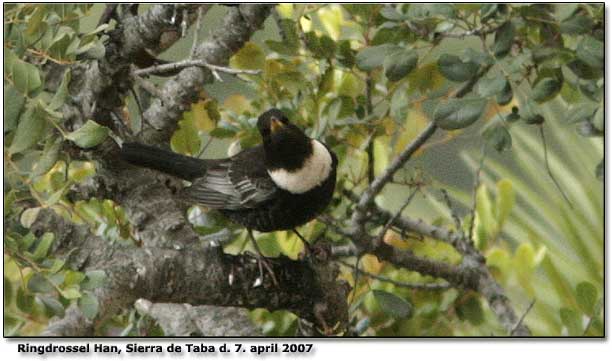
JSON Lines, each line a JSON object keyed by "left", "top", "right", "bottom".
{"left": 267, "top": 140, "right": 333, "bottom": 194}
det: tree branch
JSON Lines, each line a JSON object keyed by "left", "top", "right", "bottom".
{"left": 134, "top": 300, "right": 263, "bottom": 336}
{"left": 337, "top": 260, "right": 451, "bottom": 290}
{"left": 32, "top": 208, "right": 349, "bottom": 336}
{"left": 350, "top": 122, "right": 438, "bottom": 246}
{"left": 142, "top": 4, "right": 273, "bottom": 143}
{"left": 133, "top": 59, "right": 261, "bottom": 77}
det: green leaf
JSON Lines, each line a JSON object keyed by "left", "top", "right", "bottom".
{"left": 463, "top": 48, "right": 494, "bottom": 67}
{"left": 81, "top": 270, "right": 107, "bottom": 290}
{"left": 576, "top": 36, "right": 603, "bottom": 69}
{"left": 372, "top": 290, "right": 412, "bottom": 319}
{"left": 9, "top": 102, "right": 48, "bottom": 155}
{"left": 25, "top": 6, "right": 48, "bottom": 36}
{"left": 39, "top": 295, "right": 65, "bottom": 317}
{"left": 496, "top": 81, "right": 513, "bottom": 105}
{"left": 4, "top": 84, "right": 26, "bottom": 133}
{"left": 592, "top": 106, "right": 603, "bottom": 131}
{"left": 407, "top": 62, "right": 445, "bottom": 93}
{"left": 60, "top": 286, "right": 81, "bottom": 300}
{"left": 4, "top": 50, "right": 42, "bottom": 95}
{"left": 380, "top": 6, "right": 407, "bottom": 21}
{"left": 407, "top": 4, "right": 456, "bottom": 19}
{"left": 560, "top": 15, "right": 593, "bottom": 35}
{"left": 171, "top": 117, "right": 201, "bottom": 156}
{"left": 576, "top": 282, "right": 598, "bottom": 315}
{"left": 20, "top": 207, "right": 42, "bottom": 229}
{"left": 66, "top": 120, "right": 110, "bottom": 148}
{"left": 555, "top": 4, "right": 579, "bottom": 21}
{"left": 209, "top": 127, "right": 236, "bottom": 139}
{"left": 383, "top": 49, "right": 418, "bottom": 81}
{"left": 64, "top": 270, "right": 86, "bottom": 286}
{"left": 77, "top": 40, "right": 105, "bottom": 59}
{"left": 318, "top": 35, "right": 337, "bottom": 59}
{"left": 455, "top": 294, "right": 484, "bottom": 325}
{"left": 48, "top": 259, "right": 66, "bottom": 274}
{"left": 27, "top": 273, "right": 55, "bottom": 293}
{"left": 356, "top": 44, "right": 402, "bottom": 71}
{"left": 78, "top": 292, "right": 99, "bottom": 319}
{"left": 5, "top": 277, "right": 14, "bottom": 305}
{"left": 477, "top": 77, "right": 508, "bottom": 98}
{"left": 434, "top": 97, "right": 487, "bottom": 130}
{"left": 483, "top": 125, "right": 512, "bottom": 152}
{"left": 437, "top": 54, "right": 479, "bottom": 82}
{"left": 533, "top": 47, "right": 574, "bottom": 69}
{"left": 230, "top": 42, "right": 265, "bottom": 71}
{"left": 514, "top": 243, "right": 545, "bottom": 271}
{"left": 532, "top": 77, "right": 562, "bottom": 103}
{"left": 566, "top": 59, "right": 602, "bottom": 80}
{"left": 304, "top": 33, "right": 336, "bottom": 59}
{"left": 492, "top": 21, "right": 515, "bottom": 58}
{"left": 560, "top": 307, "right": 582, "bottom": 335}
{"left": 33, "top": 138, "right": 62, "bottom": 176}
{"left": 16, "top": 287, "right": 34, "bottom": 312}
{"left": 32, "top": 232, "right": 54, "bottom": 261}
{"left": 336, "top": 40, "right": 355, "bottom": 68}
{"left": 495, "top": 179, "right": 515, "bottom": 227}
{"left": 520, "top": 101, "right": 545, "bottom": 125}
{"left": 480, "top": 4, "right": 498, "bottom": 22}
{"left": 49, "top": 69, "right": 71, "bottom": 110}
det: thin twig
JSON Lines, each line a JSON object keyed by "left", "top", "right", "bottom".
{"left": 468, "top": 143, "right": 486, "bottom": 243}
{"left": 350, "top": 122, "right": 438, "bottom": 239}
{"left": 181, "top": 8, "right": 189, "bottom": 38}
{"left": 365, "top": 73, "right": 375, "bottom": 184}
{"left": 190, "top": 6, "right": 204, "bottom": 58}
{"left": 196, "top": 136, "right": 214, "bottom": 158}
{"left": 133, "top": 59, "right": 261, "bottom": 77}
{"left": 349, "top": 255, "right": 362, "bottom": 304}
{"left": 129, "top": 87, "right": 146, "bottom": 136}
{"left": 337, "top": 260, "right": 452, "bottom": 291}
{"left": 439, "top": 22, "right": 505, "bottom": 39}
{"left": 440, "top": 189, "right": 463, "bottom": 237}
{"left": 538, "top": 125, "right": 573, "bottom": 208}
{"left": 510, "top": 299, "right": 535, "bottom": 336}
{"left": 374, "top": 188, "right": 419, "bottom": 248}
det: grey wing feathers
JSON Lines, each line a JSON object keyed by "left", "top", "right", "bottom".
{"left": 183, "top": 161, "right": 277, "bottom": 210}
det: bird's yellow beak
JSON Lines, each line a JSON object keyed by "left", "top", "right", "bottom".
{"left": 270, "top": 117, "right": 284, "bottom": 133}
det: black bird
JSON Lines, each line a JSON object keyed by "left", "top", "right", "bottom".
{"left": 120, "top": 109, "right": 338, "bottom": 282}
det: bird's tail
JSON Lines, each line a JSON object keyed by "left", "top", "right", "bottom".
{"left": 120, "top": 142, "right": 208, "bottom": 181}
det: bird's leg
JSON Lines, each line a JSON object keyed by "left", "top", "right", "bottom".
{"left": 248, "top": 230, "right": 279, "bottom": 287}
{"left": 293, "top": 229, "right": 313, "bottom": 257}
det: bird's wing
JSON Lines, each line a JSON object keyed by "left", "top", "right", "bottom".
{"left": 182, "top": 148, "right": 277, "bottom": 210}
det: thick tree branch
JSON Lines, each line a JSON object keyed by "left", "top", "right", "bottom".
{"left": 142, "top": 4, "right": 273, "bottom": 143}
{"left": 32, "top": 209, "right": 348, "bottom": 336}
{"left": 134, "top": 300, "right": 263, "bottom": 336}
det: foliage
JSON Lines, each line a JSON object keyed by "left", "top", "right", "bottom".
{"left": 3, "top": 3, "right": 603, "bottom": 336}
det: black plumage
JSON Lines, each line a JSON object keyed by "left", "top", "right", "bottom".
{"left": 120, "top": 109, "right": 337, "bottom": 233}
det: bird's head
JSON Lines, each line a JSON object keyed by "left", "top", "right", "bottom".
{"left": 257, "top": 108, "right": 312, "bottom": 171}
{"left": 257, "top": 108, "right": 292, "bottom": 137}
